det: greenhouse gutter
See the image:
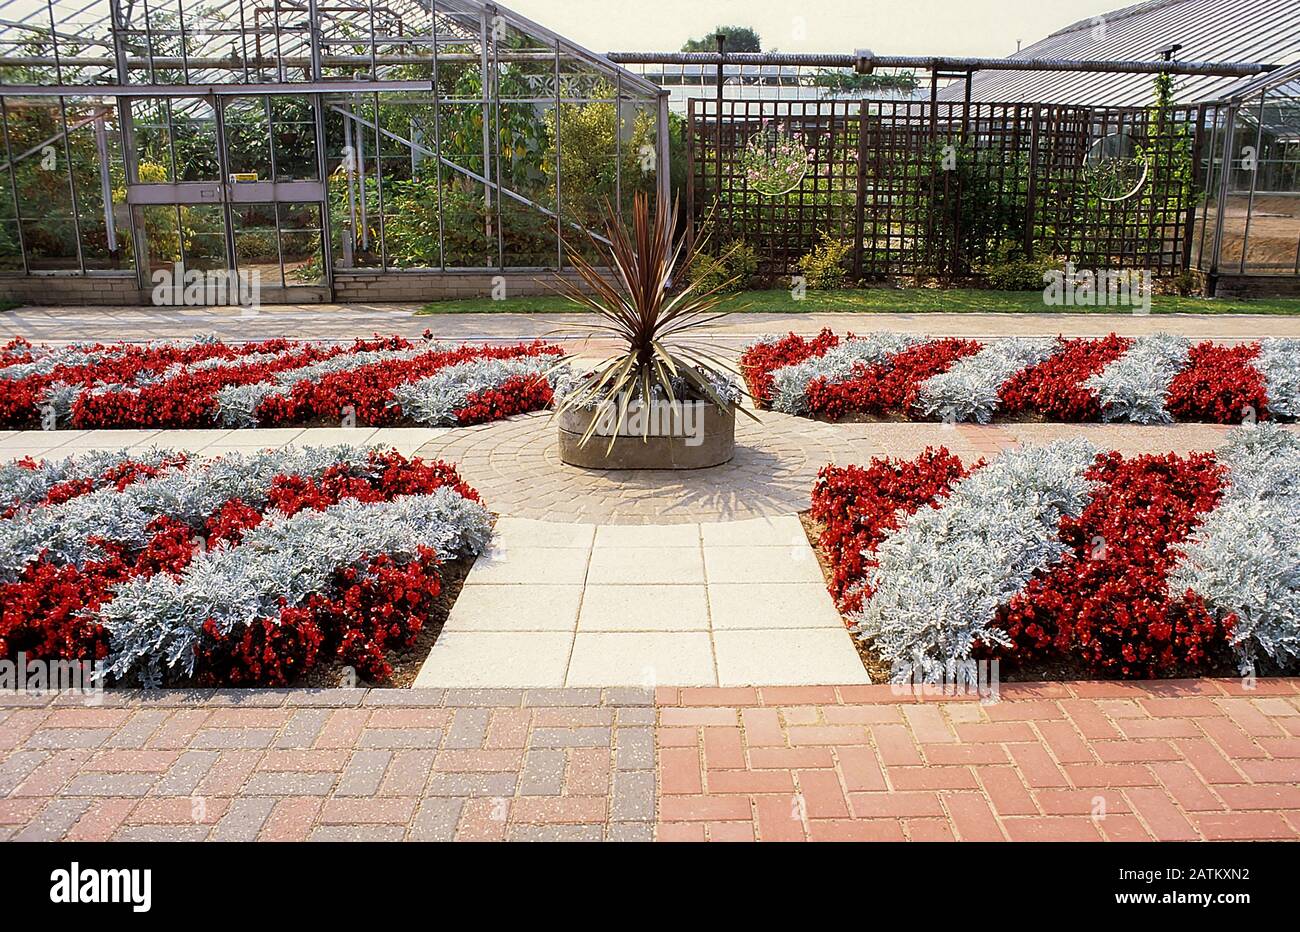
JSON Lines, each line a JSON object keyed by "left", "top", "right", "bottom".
{"left": 606, "top": 51, "right": 1277, "bottom": 78}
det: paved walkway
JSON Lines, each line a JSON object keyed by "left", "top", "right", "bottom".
{"left": 1, "top": 680, "right": 1296, "bottom": 841}
{"left": 7, "top": 419, "right": 1285, "bottom": 525}
{"left": 0, "top": 426, "right": 447, "bottom": 462}
{"left": 412, "top": 413, "right": 1292, "bottom": 524}
{"left": 414, "top": 517, "right": 868, "bottom": 689}
{"left": 5, "top": 303, "right": 1299, "bottom": 347}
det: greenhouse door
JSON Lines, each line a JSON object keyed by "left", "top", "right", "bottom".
{"left": 122, "top": 94, "right": 330, "bottom": 304}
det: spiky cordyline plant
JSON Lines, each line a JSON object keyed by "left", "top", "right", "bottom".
{"left": 549, "top": 191, "right": 753, "bottom": 448}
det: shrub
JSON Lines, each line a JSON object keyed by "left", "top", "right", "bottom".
{"left": 978, "top": 245, "right": 1057, "bottom": 291}
{"left": 797, "top": 235, "right": 853, "bottom": 289}
{"left": 688, "top": 240, "right": 759, "bottom": 293}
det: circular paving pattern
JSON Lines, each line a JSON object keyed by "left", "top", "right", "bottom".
{"left": 413, "top": 411, "right": 1280, "bottom": 525}
{"left": 415, "top": 409, "right": 869, "bottom": 524}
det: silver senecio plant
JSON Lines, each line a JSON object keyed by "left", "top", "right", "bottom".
{"left": 1084, "top": 332, "right": 1191, "bottom": 424}
{"left": 98, "top": 486, "right": 492, "bottom": 683}
{"left": 852, "top": 439, "right": 1100, "bottom": 686}
{"left": 766, "top": 332, "right": 921, "bottom": 415}
{"left": 1257, "top": 338, "right": 1300, "bottom": 419}
{"left": 0, "top": 447, "right": 183, "bottom": 518}
{"left": 212, "top": 345, "right": 436, "bottom": 427}
{"left": 913, "top": 337, "right": 1057, "bottom": 424}
{"left": 392, "top": 355, "right": 564, "bottom": 426}
{"left": 0, "top": 444, "right": 378, "bottom": 582}
{"left": 1168, "top": 423, "right": 1300, "bottom": 673}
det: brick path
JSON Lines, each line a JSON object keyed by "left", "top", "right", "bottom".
{"left": 0, "top": 689, "right": 656, "bottom": 842}
{"left": 2, "top": 680, "right": 1297, "bottom": 842}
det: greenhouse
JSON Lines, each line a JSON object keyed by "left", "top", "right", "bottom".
{"left": 1191, "top": 59, "right": 1300, "bottom": 293}
{"left": 0, "top": 0, "right": 669, "bottom": 303}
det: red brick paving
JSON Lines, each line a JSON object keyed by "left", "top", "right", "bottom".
{"left": 654, "top": 680, "right": 1300, "bottom": 842}
{"left": 0, "top": 679, "right": 1297, "bottom": 841}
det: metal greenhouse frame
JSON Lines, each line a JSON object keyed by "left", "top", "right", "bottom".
{"left": 1191, "top": 60, "right": 1300, "bottom": 293}
{"left": 0, "top": 0, "right": 670, "bottom": 300}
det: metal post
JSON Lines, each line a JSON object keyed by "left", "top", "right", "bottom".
{"left": 373, "top": 91, "right": 387, "bottom": 268}
{"left": 480, "top": 6, "right": 492, "bottom": 239}
{"left": 312, "top": 93, "right": 335, "bottom": 294}
{"left": 1208, "top": 103, "right": 1237, "bottom": 289}
{"left": 56, "top": 96, "right": 86, "bottom": 272}
{"left": 0, "top": 98, "right": 30, "bottom": 274}
{"left": 714, "top": 32, "right": 724, "bottom": 240}
{"left": 614, "top": 70, "right": 622, "bottom": 220}
{"left": 1238, "top": 90, "right": 1267, "bottom": 274}
{"left": 490, "top": 15, "right": 504, "bottom": 269}
{"left": 212, "top": 94, "right": 235, "bottom": 278}
{"left": 306, "top": 0, "right": 323, "bottom": 82}
{"left": 431, "top": 7, "right": 446, "bottom": 271}
{"left": 656, "top": 91, "right": 670, "bottom": 211}
{"left": 554, "top": 38, "right": 562, "bottom": 270}
{"left": 93, "top": 113, "right": 119, "bottom": 257}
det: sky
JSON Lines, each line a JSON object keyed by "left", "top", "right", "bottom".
{"left": 504, "top": 0, "right": 1119, "bottom": 57}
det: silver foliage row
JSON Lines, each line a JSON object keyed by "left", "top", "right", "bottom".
{"left": 852, "top": 439, "right": 1100, "bottom": 685}
{"left": 98, "top": 486, "right": 493, "bottom": 683}
{"left": 767, "top": 333, "right": 921, "bottom": 415}
{"left": 0, "top": 447, "right": 182, "bottom": 517}
{"left": 913, "top": 338, "right": 1057, "bottom": 424}
{"left": 0, "top": 343, "right": 130, "bottom": 381}
{"left": 1258, "top": 338, "right": 1300, "bottom": 419}
{"left": 0, "top": 444, "right": 377, "bottom": 582}
{"left": 1168, "top": 423, "right": 1300, "bottom": 673}
{"left": 212, "top": 345, "right": 434, "bottom": 427}
{"left": 392, "top": 355, "right": 562, "bottom": 426}
{"left": 1084, "top": 333, "right": 1191, "bottom": 424}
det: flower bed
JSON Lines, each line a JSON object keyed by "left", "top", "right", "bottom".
{"left": 0, "top": 334, "right": 564, "bottom": 430}
{"left": 808, "top": 423, "right": 1300, "bottom": 681}
{"left": 0, "top": 445, "right": 492, "bottom": 686}
{"left": 743, "top": 329, "right": 1300, "bottom": 424}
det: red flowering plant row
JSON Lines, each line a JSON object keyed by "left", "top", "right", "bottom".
{"left": 0, "top": 448, "right": 189, "bottom": 520}
{"left": 0, "top": 333, "right": 565, "bottom": 430}
{"left": 742, "top": 330, "right": 1299, "bottom": 425}
{"left": 809, "top": 447, "right": 975, "bottom": 613}
{"left": 808, "top": 426, "right": 1299, "bottom": 680}
{"left": 0, "top": 445, "right": 493, "bottom": 687}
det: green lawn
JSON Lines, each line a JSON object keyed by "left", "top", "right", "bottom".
{"left": 0, "top": 301, "right": 19, "bottom": 314}
{"left": 419, "top": 287, "right": 1300, "bottom": 316}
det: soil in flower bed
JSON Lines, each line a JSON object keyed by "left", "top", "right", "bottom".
{"left": 0, "top": 333, "right": 562, "bottom": 431}
{"left": 743, "top": 329, "right": 1299, "bottom": 426}
{"left": 300, "top": 553, "right": 473, "bottom": 689}
{"left": 798, "top": 428, "right": 1298, "bottom": 683}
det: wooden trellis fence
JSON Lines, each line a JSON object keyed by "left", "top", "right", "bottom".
{"left": 687, "top": 97, "right": 1200, "bottom": 280}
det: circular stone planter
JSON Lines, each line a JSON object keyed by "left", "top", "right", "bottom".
{"left": 557, "top": 399, "right": 736, "bottom": 469}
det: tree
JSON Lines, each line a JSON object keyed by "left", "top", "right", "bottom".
{"left": 682, "top": 26, "right": 761, "bottom": 52}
